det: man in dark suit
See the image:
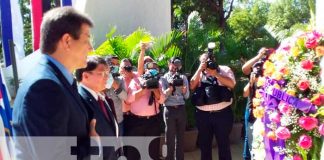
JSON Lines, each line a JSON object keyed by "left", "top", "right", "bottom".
{"left": 12, "top": 7, "right": 96, "bottom": 160}
{"left": 75, "top": 56, "right": 119, "bottom": 160}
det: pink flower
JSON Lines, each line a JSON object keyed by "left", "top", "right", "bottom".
{"left": 298, "top": 80, "right": 310, "bottom": 91}
{"left": 269, "top": 112, "right": 281, "bottom": 123}
{"left": 298, "top": 134, "right": 312, "bottom": 149}
{"left": 278, "top": 41, "right": 291, "bottom": 52}
{"left": 319, "top": 123, "right": 324, "bottom": 136}
{"left": 298, "top": 116, "right": 318, "bottom": 131}
{"left": 293, "top": 154, "right": 302, "bottom": 160}
{"left": 275, "top": 126, "right": 291, "bottom": 140}
{"left": 301, "top": 60, "right": 313, "bottom": 70}
{"left": 278, "top": 102, "right": 292, "bottom": 115}
{"left": 305, "top": 32, "right": 319, "bottom": 49}
{"left": 312, "top": 30, "right": 322, "bottom": 39}
{"left": 282, "top": 45, "right": 291, "bottom": 51}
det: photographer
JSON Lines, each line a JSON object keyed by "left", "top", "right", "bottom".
{"left": 126, "top": 61, "right": 165, "bottom": 160}
{"left": 190, "top": 45, "right": 235, "bottom": 160}
{"left": 242, "top": 47, "right": 271, "bottom": 75}
{"left": 241, "top": 48, "right": 272, "bottom": 160}
{"left": 161, "top": 57, "right": 189, "bottom": 160}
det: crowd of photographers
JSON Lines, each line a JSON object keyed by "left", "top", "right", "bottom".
{"left": 84, "top": 41, "right": 236, "bottom": 160}
{"left": 83, "top": 44, "right": 274, "bottom": 160}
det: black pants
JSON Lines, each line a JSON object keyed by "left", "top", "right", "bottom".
{"left": 125, "top": 114, "right": 161, "bottom": 160}
{"left": 163, "top": 106, "right": 186, "bottom": 160}
{"left": 195, "top": 106, "right": 234, "bottom": 160}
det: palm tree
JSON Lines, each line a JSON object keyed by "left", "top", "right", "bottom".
{"left": 93, "top": 27, "right": 183, "bottom": 69}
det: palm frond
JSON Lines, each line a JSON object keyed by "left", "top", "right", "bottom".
{"left": 126, "top": 28, "right": 153, "bottom": 60}
{"left": 156, "top": 45, "right": 182, "bottom": 68}
{"left": 94, "top": 41, "right": 114, "bottom": 56}
{"left": 150, "top": 30, "right": 183, "bottom": 60}
{"left": 108, "top": 36, "right": 129, "bottom": 59}
{"left": 106, "top": 26, "right": 117, "bottom": 39}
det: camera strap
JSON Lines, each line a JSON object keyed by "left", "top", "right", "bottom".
{"left": 148, "top": 91, "right": 158, "bottom": 114}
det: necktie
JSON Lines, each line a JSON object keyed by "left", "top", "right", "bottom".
{"left": 97, "top": 98, "right": 110, "bottom": 122}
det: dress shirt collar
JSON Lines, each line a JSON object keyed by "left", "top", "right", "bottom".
{"left": 44, "top": 54, "right": 74, "bottom": 85}
{"left": 80, "top": 83, "right": 105, "bottom": 101}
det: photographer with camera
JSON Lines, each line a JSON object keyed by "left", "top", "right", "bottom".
{"left": 241, "top": 47, "right": 273, "bottom": 160}
{"left": 161, "top": 57, "right": 189, "bottom": 160}
{"left": 126, "top": 61, "right": 165, "bottom": 160}
{"left": 242, "top": 47, "right": 272, "bottom": 75}
{"left": 190, "top": 43, "right": 235, "bottom": 160}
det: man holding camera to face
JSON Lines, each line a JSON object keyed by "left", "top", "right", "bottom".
{"left": 190, "top": 43, "right": 236, "bottom": 160}
{"left": 161, "top": 57, "right": 189, "bottom": 160}
{"left": 241, "top": 47, "right": 273, "bottom": 160}
{"left": 126, "top": 61, "right": 165, "bottom": 160}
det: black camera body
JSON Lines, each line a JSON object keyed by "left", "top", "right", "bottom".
{"left": 141, "top": 73, "right": 160, "bottom": 89}
{"left": 251, "top": 60, "right": 264, "bottom": 78}
{"left": 207, "top": 59, "right": 219, "bottom": 70}
{"left": 169, "top": 72, "right": 183, "bottom": 87}
{"left": 206, "top": 42, "right": 220, "bottom": 72}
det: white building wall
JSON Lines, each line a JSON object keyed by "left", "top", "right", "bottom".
{"left": 316, "top": 0, "right": 324, "bottom": 31}
{"left": 73, "top": 0, "right": 171, "bottom": 48}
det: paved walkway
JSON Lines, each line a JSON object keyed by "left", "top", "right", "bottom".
{"left": 184, "top": 141, "right": 244, "bottom": 160}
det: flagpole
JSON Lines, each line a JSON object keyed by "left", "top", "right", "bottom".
{"left": 8, "top": 40, "right": 18, "bottom": 96}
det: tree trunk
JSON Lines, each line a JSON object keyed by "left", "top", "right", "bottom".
{"left": 218, "top": 0, "right": 226, "bottom": 54}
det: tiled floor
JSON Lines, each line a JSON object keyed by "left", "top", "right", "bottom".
{"left": 184, "top": 141, "right": 244, "bottom": 160}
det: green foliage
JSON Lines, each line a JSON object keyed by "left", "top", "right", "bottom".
{"left": 20, "top": 0, "right": 33, "bottom": 55}
{"left": 94, "top": 27, "right": 152, "bottom": 64}
{"left": 227, "top": 0, "right": 278, "bottom": 59}
{"left": 267, "top": 0, "right": 311, "bottom": 39}
{"left": 149, "top": 30, "right": 183, "bottom": 68}
{"left": 93, "top": 27, "right": 183, "bottom": 69}
{"left": 182, "top": 11, "right": 223, "bottom": 74}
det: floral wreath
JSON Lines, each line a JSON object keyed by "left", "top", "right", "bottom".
{"left": 251, "top": 30, "right": 324, "bottom": 160}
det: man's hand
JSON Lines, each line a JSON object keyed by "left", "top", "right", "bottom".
{"left": 181, "top": 85, "right": 187, "bottom": 95}
{"left": 257, "top": 47, "right": 267, "bottom": 58}
{"left": 140, "top": 42, "right": 151, "bottom": 51}
{"left": 111, "top": 79, "right": 119, "bottom": 90}
{"left": 198, "top": 61, "right": 207, "bottom": 72}
{"left": 89, "top": 119, "right": 99, "bottom": 137}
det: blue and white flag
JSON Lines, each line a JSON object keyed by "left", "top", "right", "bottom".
{"left": 0, "top": 0, "right": 25, "bottom": 67}
{"left": 61, "top": 0, "right": 72, "bottom": 6}
{"left": 0, "top": 69, "right": 13, "bottom": 160}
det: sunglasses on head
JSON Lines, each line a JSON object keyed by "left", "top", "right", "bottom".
{"left": 123, "top": 66, "right": 133, "bottom": 72}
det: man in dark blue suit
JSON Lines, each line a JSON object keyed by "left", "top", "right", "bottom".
{"left": 75, "top": 56, "right": 119, "bottom": 160}
{"left": 12, "top": 7, "right": 97, "bottom": 160}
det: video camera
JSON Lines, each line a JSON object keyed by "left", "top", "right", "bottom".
{"left": 141, "top": 63, "right": 160, "bottom": 89}
{"left": 206, "top": 42, "right": 220, "bottom": 72}
{"left": 168, "top": 57, "right": 183, "bottom": 87}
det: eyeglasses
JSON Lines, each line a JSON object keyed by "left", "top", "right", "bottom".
{"left": 88, "top": 71, "right": 110, "bottom": 77}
